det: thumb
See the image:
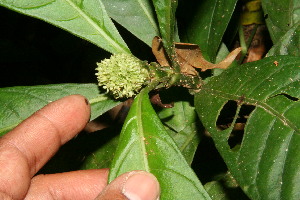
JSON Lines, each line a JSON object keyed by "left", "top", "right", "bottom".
{"left": 95, "top": 171, "right": 160, "bottom": 200}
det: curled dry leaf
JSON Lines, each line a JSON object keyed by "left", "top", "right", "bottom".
{"left": 152, "top": 36, "right": 242, "bottom": 75}
{"left": 175, "top": 43, "right": 241, "bottom": 72}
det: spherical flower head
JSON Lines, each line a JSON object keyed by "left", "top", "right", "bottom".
{"left": 95, "top": 53, "right": 149, "bottom": 99}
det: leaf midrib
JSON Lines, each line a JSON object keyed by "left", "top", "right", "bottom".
{"left": 137, "top": 91, "right": 150, "bottom": 172}
{"left": 64, "top": 0, "right": 127, "bottom": 53}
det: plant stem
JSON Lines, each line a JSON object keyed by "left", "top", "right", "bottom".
{"left": 238, "top": 25, "right": 248, "bottom": 63}
{"left": 238, "top": 24, "right": 258, "bottom": 64}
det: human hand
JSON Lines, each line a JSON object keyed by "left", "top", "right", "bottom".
{"left": 0, "top": 95, "right": 160, "bottom": 200}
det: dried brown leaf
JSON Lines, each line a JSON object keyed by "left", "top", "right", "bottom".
{"left": 175, "top": 43, "right": 241, "bottom": 71}
{"left": 152, "top": 36, "right": 241, "bottom": 76}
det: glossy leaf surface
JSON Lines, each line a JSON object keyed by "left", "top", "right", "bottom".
{"left": 0, "top": 0, "right": 129, "bottom": 54}
{"left": 109, "top": 89, "right": 211, "bottom": 200}
{"left": 262, "top": 0, "right": 300, "bottom": 42}
{"left": 195, "top": 56, "right": 300, "bottom": 199}
{"left": 102, "top": 0, "right": 159, "bottom": 46}
{"left": 184, "top": 0, "right": 238, "bottom": 62}
{"left": 0, "top": 84, "right": 120, "bottom": 135}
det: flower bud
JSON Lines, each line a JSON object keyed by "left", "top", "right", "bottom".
{"left": 95, "top": 54, "right": 149, "bottom": 99}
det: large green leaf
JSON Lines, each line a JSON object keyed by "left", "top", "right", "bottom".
{"left": 109, "top": 89, "right": 211, "bottom": 200}
{"left": 0, "top": 0, "right": 129, "bottom": 54}
{"left": 268, "top": 22, "right": 300, "bottom": 56}
{"left": 183, "top": 0, "right": 238, "bottom": 62}
{"left": 0, "top": 84, "right": 120, "bottom": 136}
{"left": 101, "top": 0, "right": 159, "bottom": 46}
{"left": 152, "top": 0, "right": 178, "bottom": 54}
{"left": 195, "top": 56, "right": 300, "bottom": 199}
{"left": 262, "top": 0, "right": 300, "bottom": 42}
{"left": 158, "top": 101, "right": 201, "bottom": 165}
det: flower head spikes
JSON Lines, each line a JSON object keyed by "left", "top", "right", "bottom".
{"left": 96, "top": 53, "right": 150, "bottom": 99}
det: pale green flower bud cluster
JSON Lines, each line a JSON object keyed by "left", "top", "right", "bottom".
{"left": 95, "top": 53, "right": 150, "bottom": 99}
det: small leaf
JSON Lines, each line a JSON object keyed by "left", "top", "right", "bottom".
{"left": 268, "top": 22, "right": 300, "bottom": 56}
{"left": 0, "top": 0, "right": 129, "bottom": 54}
{"left": 109, "top": 89, "right": 211, "bottom": 200}
{"left": 158, "top": 100, "right": 201, "bottom": 165}
{"left": 262, "top": 0, "right": 300, "bottom": 42}
{"left": 101, "top": 0, "right": 160, "bottom": 46}
{"left": 195, "top": 56, "right": 300, "bottom": 199}
{"left": 0, "top": 84, "right": 120, "bottom": 136}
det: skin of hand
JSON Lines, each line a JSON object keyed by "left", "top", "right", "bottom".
{"left": 0, "top": 95, "right": 160, "bottom": 200}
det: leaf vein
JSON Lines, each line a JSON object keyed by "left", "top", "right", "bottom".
{"left": 137, "top": 0, "right": 159, "bottom": 34}
{"left": 64, "top": 0, "right": 126, "bottom": 53}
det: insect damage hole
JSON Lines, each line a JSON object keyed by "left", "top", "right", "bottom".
{"left": 216, "top": 100, "right": 238, "bottom": 131}
{"left": 228, "top": 104, "right": 255, "bottom": 149}
{"left": 216, "top": 100, "right": 255, "bottom": 149}
{"left": 271, "top": 93, "right": 299, "bottom": 102}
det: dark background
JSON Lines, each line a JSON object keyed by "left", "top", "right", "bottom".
{"left": 0, "top": 6, "right": 153, "bottom": 88}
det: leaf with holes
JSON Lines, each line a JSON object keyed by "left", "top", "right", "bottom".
{"left": 109, "top": 89, "right": 211, "bottom": 200}
{"left": 0, "top": 84, "right": 120, "bottom": 136}
{"left": 0, "top": 0, "right": 129, "bottom": 54}
{"left": 195, "top": 56, "right": 300, "bottom": 199}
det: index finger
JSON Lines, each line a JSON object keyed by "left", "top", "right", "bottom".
{"left": 0, "top": 95, "right": 90, "bottom": 198}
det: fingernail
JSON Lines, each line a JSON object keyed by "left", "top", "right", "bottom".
{"left": 122, "top": 171, "right": 160, "bottom": 200}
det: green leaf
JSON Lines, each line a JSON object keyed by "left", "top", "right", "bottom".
{"left": 262, "top": 0, "right": 300, "bottom": 42}
{"left": 195, "top": 56, "right": 300, "bottom": 199}
{"left": 152, "top": 0, "right": 178, "bottom": 53}
{"left": 158, "top": 101, "right": 201, "bottom": 165}
{"left": 268, "top": 22, "right": 300, "bottom": 56}
{"left": 0, "top": 84, "right": 120, "bottom": 136}
{"left": 0, "top": 0, "right": 129, "bottom": 54}
{"left": 183, "top": 0, "right": 238, "bottom": 62}
{"left": 109, "top": 89, "right": 211, "bottom": 200}
{"left": 101, "top": 0, "right": 160, "bottom": 46}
